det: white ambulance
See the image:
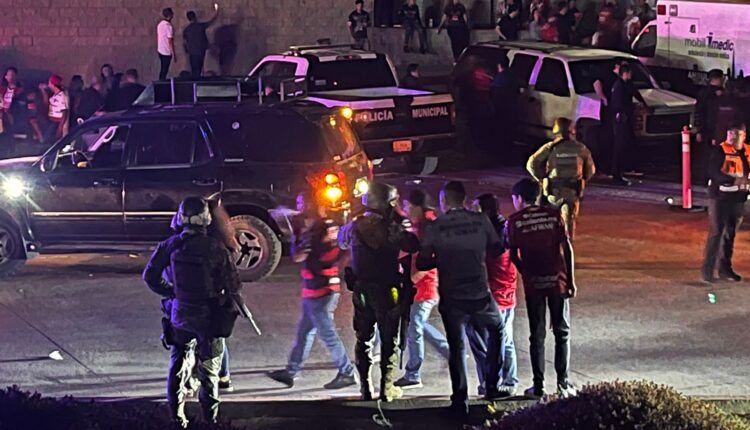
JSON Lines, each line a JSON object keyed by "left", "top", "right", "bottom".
{"left": 631, "top": 0, "right": 750, "bottom": 96}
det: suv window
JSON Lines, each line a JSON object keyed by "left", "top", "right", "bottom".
{"left": 569, "top": 58, "right": 655, "bottom": 94}
{"left": 453, "top": 46, "right": 509, "bottom": 91}
{"left": 55, "top": 124, "right": 129, "bottom": 170}
{"left": 256, "top": 61, "right": 298, "bottom": 79}
{"left": 307, "top": 56, "right": 397, "bottom": 91}
{"left": 632, "top": 24, "right": 656, "bottom": 58}
{"left": 510, "top": 53, "right": 538, "bottom": 88}
{"left": 128, "top": 122, "right": 200, "bottom": 167}
{"left": 534, "top": 58, "right": 570, "bottom": 97}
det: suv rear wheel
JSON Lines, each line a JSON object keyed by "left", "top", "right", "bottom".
{"left": 229, "top": 215, "right": 282, "bottom": 282}
{"left": 0, "top": 219, "right": 26, "bottom": 279}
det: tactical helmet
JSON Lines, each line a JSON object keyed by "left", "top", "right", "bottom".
{"left": 362, "top": 181, "right": 398, "bottom": 211}
{"left": 176, "top": 197, "right": 212, "bottom": 227}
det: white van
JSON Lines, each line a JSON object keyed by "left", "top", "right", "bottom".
{"left": 631, "top": 0, "right": 750, "bottom": 96}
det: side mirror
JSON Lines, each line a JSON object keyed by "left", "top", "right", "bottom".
{"left": 40, "top": 155, "right": 55, "bottom": 173}
{"left": 660, "top": 81, "right": 672, "bottom": 90}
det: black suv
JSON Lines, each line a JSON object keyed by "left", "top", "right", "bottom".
{"left": 0, "top": 100, "right": 371, "bottom": 280}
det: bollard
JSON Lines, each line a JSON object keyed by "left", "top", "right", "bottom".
{"left": 682, "top": 126, "right": 692, "bottom": 209}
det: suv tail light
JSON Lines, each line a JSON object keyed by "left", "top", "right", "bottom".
{"left": 308, "top": 171, "right": 349, "bottom": 209}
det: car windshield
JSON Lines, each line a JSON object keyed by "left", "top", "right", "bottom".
{"left": 569, "top": 58, "right": 655, "bottom": 94}
{"left": 307, "top": 57, "right": 397, "bottom": 91}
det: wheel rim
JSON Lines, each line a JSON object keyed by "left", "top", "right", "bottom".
{"left": 0, "top": 226, "right": 15, "bottom": 265}
{"left": 233, "top": 229, "right": 264, "bottom": 271}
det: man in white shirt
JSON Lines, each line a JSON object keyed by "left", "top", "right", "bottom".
{"left": 157, "top": 8, "right": 177, "bottom": 80}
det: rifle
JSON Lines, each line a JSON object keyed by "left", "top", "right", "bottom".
{"left": 234, "top": 295, "right": 262, "bottom": 336}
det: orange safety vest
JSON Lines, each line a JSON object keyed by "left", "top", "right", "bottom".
{"left": 719, "top": 141, "right": 750, "bottom": 191}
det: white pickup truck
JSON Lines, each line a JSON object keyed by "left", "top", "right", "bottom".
{"left": 248, "top": 44, "right": 456, "bottom": 174}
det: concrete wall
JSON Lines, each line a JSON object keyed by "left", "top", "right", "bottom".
{"left": 0, "top": 0, "right": 513, "bottom": 85}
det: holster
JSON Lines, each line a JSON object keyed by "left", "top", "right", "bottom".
{"left": 160, "top": 317, "right": 173, "bottom": 350}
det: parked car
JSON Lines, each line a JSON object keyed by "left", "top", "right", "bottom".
{"left": 248, "top": 44, "right": 456, "bottom": 174}
{"left": 453, "top": 41, "right": 696, "bottom": 149}
{"left": 0, "top": 99, "right": 371, "bottom": 279}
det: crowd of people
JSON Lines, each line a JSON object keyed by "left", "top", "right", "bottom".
{"left": 0, "top": 65, "right": 145, "bottom": 146}
{"left": 142, "top": 112, "right": 597, "bottom": 426}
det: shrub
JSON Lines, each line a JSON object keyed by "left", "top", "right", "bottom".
{"left": 486, "top": 381, "right": 750, "bottom": 430}
{"left": 0, "top": 386, "right": 240, "bottom": 430}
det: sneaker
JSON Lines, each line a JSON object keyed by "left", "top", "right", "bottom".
{"left": 267, "top": 369, "right": 295, "bottom": 388}
{"left": 499, "top": 385, "right": 517, "bottom": 397}
{"left": 219, "top": 376, "right": 234, "bottom": 392}
{"left": 719, "top": 270, "right": 742, "bottom": 282}
{"left": 557, "top": 381, "right": 578, "bottom": 398}
{"left": 484, "top": 388, "right": 511, "bottom": 400}
{"left": 323, "top": 373, "right": 358, "bottom": 390}
{"left": 380, "top": 385, "right": 403, "bottom": 402}
{"left": 701, "top": 271, "right": 716, "bottom": 284}
{"left": 394, "top": 377, "right": 423, "bottom": 389}
{"left": 524, "top": 385, "right": 547, "bottom": 400}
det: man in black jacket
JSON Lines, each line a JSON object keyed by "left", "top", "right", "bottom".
{"left": 417, "top": 181, "right": 506, "bottom": 420}
{"left": 490, "top": 56, "right": 520, "bottom": 153}
{"left": 610, "top": 63, "right": 647, "bottom": 185}
{"left": 339, "top": 181, "right": 420, "bottom": 402}
{"left": 184, "top": 6, "right": 220, "bottom": 78}
{"left": 143, "top": 197, "right": 241, "bottom": 428}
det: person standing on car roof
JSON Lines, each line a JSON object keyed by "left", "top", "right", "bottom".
{"left": 439, "top": 0, "right": 470, "bottom": 62}
{"left": 394, "top": 189, "right": 450, "bottom": 390}
{"left": 157, "top": 8, "right": 177, "bottom": 80}
{"left": 490, "top": 55, "right": 520, "bottom": 156}
{"left": 143, "top": 197, "right": 242, "bottom": 428}
{"left": 609, "top": 63, "right": 648, "bottom": 186}
{"left": 473, "top": 193, "right": 519, "bottom": 397}
{"left": 527, "top": 117, "right": 596, "bottom": 240}
{"left": 400, "top": 0, "right": 427, "bottom": 53}
{"left": 183, "top": 5, "right": 220, "bottom": 79}
{"left": 702, "top": 122, "right": 749, "bottom": 284}
{"left": 339, "top": 182, "right": 420, "bottom": 402}
{"left": 507, "top": 178, "right": 578, "bottom": 400}
{"left": 267, "top": 191, "right": 358, "bottom": 391}
{"left": 417, "top": 181, "right": 506, "bottom": 420}
{"left": 348, "top": 0, "right": 372, "bottom": 50}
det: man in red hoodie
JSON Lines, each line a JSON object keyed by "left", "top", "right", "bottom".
{"left": 395, "top": 190, "right": 450, "bottom": 389}
{"left": 475, "top": 193, "right": 519, "bottom": 396}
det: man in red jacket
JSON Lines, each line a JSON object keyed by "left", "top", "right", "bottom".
{"left": 475, "top": 193, "right": 519, "bottom": 396}
{"left": 395, "top": 190, "right": 450, "bottom": 389}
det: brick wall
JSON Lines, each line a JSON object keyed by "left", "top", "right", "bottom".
{"left": 0, "top": 0, "right": 502, "bottom": 85}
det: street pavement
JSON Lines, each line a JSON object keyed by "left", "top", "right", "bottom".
{"left": 1, "top": 167, "right": 749, "bottom": 405}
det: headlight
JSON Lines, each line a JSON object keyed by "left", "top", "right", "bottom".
{"left": 3, "top": 177, "right": 27, "bottom": 199}
{"left": 354, "top": 178, "right": 369, "bottom": 197}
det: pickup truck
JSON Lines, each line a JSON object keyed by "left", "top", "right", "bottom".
{"left": 248, "top": 44, "right": 456, "bottom": 174}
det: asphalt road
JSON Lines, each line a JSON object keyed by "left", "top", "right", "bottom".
{"left": 1, "top": 168, "right": 749, "bottom": 403}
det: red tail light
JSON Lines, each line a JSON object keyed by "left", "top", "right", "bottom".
{"left": 307, "top": 171, "right": 348, "bottom": 208}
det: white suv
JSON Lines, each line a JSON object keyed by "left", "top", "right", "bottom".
{"left": 453, "top": 41, "right": 696, "bottom": 145}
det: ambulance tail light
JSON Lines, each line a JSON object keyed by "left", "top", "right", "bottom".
{"left": 657, "top": 4, "right": 666, "bottom": 15}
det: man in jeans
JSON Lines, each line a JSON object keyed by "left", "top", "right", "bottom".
{"left": 157, "top": 8, "right": 177, "bottom": 80}
{"left": 418, "top": 181, "right": 505, "bottom": 420}
{"left": 507, "top": 178, "right": 577, "bottom": 399}
{"left": 475, "top": 193, "right": 519, "bottom": 396}
{"left": 400, "top": 0, "right": 427, "bottom": 53}
{"left": 395, "top": 190, "right": 450, "bottom": 389}
{"left": 267, "top": 192, "right": 358, "bottom": 390}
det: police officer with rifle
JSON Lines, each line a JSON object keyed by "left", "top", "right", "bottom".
{"left": 143, "top": 197, "right": 243, "bottom": 428}
{"left": 339, "top": 182, "right": 420, "bottom": 402}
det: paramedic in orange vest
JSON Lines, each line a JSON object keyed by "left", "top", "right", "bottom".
{"left": 702, "top": 122, "right": 749, "bottom": 284}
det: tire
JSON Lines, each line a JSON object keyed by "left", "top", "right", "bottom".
{"left": 405, "top": 155, "right": 439, "bottom": 175}
{"left": 0, "top": 219, "right": 26, "bottom": 279}
{"left": 229, "top": 215, "right": 282, "bottom": 282}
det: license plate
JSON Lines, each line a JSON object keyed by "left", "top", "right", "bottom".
{"left": 392, "top": 140, "right": 412, "bottom": 153}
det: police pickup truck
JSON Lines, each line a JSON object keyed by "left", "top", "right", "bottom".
{"left": 248, "top": 44, "right": 456, "bottom": 174}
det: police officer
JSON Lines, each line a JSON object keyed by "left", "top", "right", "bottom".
{"left": 702, "top": 123, "right": 749, "bottom": 283}
{"left": 143, "top": 197, "right": 242, "bottom": 427}
{"left": 695, "top": 69, "right": 726, "bottom": 147}
{"left": 417, "top": 181, "right": 505, "bottom": 420}
{"left": 338, "top": 182, "right": 420, "bottom": 402}
{"left": 610, "top": 63, "right": 647, "bottom": 185}
{"left": 527, "top": 117, "right": 596, "bottom": 239}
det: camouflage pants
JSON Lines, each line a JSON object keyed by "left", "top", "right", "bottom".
{"left": 546, "top": 189, "right": 580, "bottom": 240}
{"left": 352, "top": 283, "right": 402, "bottom": 399}
{"left": 168, "top": 328, "right": 224, "bottom": 425}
